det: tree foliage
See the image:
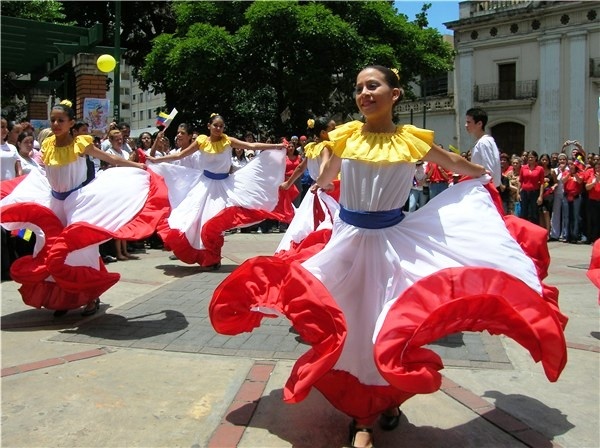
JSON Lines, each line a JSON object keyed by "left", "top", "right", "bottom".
{"left": 3, "top": 1, "right": 454, "bottom": 136}
{"left": 1, "top": 0, "right": 69, "bottom": 23}
{"left": 137, "top": 1, "right": 454, "bottom": 136}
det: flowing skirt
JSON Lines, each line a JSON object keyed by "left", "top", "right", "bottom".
{"left": 275, "top": 180, "right": 340, "bottom": 262}
{"left": 0, "top": 168, "right": 169, "bottom": 310}
{"left": 210, "top": 179, "right": 567, "bottom": 421}
{"left": 147, "top": 150, "right": 289, "bottom": 266}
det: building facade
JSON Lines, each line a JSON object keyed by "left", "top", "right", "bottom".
{"left": 106, "top": 61, "right": 166, "bottom": 139}
{"left": 400, "top": 1, "right": 599, "bottom": 158}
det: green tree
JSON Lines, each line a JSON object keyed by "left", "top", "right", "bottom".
{"left": 0, "top": 0, "right": 69, "bottom": 23}
{"left": 138, "top": 1, "right": 454, "bottom": 137}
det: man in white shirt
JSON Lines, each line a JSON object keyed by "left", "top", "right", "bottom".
{"left": 465, "top": 107, "right": 501, "bottom": 187}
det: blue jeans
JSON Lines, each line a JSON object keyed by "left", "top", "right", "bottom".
{"left": 561, "top": 195, "right": 581, "bottom": 241}
{"left": 408, "top": 188, "right": 428, "bottom": 212}
{"left": 428, "top": 182, "right": 448, "bottom": 199}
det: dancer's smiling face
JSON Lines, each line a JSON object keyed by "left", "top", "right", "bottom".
{"left": 208, "top": 117, "right": 225, "bottom": 138}
{"left": 354, "top": 68, "right": 399, "bottom": 120}
{"left": 50, "top": 109, "right": 74, "bottom": 139}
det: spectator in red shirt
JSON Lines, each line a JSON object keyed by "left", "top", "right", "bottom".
{"left": 561, "top": 158, "right": 585, "bottom": 243}
{"left": 585, "top": 161, "right": 600, "bottom": 243}
{"left": 425, "top": 161, "right": 451, "bottom": 199}
{"left": 518, "top": 150, "right": 545, "bottom": 226}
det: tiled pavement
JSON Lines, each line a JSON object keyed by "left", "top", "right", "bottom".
{"left": 49, "top": 260, "right": 512, "bottom": 370}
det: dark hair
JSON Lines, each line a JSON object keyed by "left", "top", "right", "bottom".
{"left": 138, "top": 132, "right": 153, "bottom": 148}
{"left": 539, "top": 153, "right": 551, "bottom": 163}
{"left": 364, "top": 65, "right": 400, "bottom": 89}
{"left": 52, "top": 100, "right": 76, "bottom": 120}
{"left": 17, "top": 130, "right": 35, "bottom": 144}
{"left": 177, "top": 123, "right": 192, "bottom": 134}
{"left": 74, "top": 120, "right": 88, "bottom": 131}
{"left": 233, "top": 147, "right": 247, "bottom": 161}
{"left": 466, "top": 107, "right": 488, "bottom": 128}
{"left": 7, "top": 121, "right": 22, "bottom": 132}
{"left": 361, "top": 65, "right": 404, "bottom": 104}
{"left": 118, "top": 122, "right": 130, "bottom": 130}
{"left": 528, "top": 150, "right": 539, "bottom": 160}
{"left": 208, "top": 114, "right": 224, "bottom": 124}
{"left": 308, "top": 116, "right": 330, "bottom": 137}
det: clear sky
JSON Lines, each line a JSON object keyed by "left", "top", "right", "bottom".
{"left": 394, "top": 1, "right": 460, "bottom": 35}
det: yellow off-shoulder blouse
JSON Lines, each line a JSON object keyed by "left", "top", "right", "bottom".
{"left": 195, "top": 134, "right": 231, "bottom": 154}
{"left": 41, "top": 135, "right": 93, "bottom": 167}
{"left": 328, "top": 121, "right": 433, "bottom": 163}
{"left": 304, "top": 140, "right": 333, "bottom": 159}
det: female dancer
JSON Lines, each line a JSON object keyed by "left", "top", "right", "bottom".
{"left": 147, "top": 113, "right": 286, "bottom": 269}
{"left": 210, "top": 66, "right": 566, "bottom": 448}
{"left": 0, "top": 100, "right": 169, "bottom": 316}
{"left": 277, "top": 116, "right": 338, "bottom": 259}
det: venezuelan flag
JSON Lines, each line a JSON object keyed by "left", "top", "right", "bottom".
{"left": 156, "top": 111, "right": 170, "bottom": 127}
{"left": 17, "top": 228, "right": 33, "bottom": 241}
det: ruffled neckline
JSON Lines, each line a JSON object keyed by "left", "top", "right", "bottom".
{"left": 42, "top": 135, "right": 93, "bottom": 166}
{"left": 329, "top": 120, "right": 434, "bottom": 163}
{"left": 196, "top": 134, "right": 231, "bottom": 154}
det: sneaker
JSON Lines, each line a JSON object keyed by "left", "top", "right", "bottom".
{"left": 103, "top": 255, "right": 118, "bottom": 263}
{"left": 169, "top": 254, "right": 178, "bottom": 260}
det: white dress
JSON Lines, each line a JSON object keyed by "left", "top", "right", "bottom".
{"left": 276, "top": 140, "right": 340, "bottom": 257}
{"left": 147, "top": 134, "right": 286, "bottom": 266}
{"left": 0, "top": 135, "right": 169, "bottom": 310}
{"left": 210, "top": 121, "right": 567, "bottom": 422}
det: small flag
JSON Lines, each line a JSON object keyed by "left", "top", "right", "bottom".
{"left": 155, "top": 112, "right": 170, "bottom": 127}
{"left": 17, "top": 228, "right": 33, "bottom": 241}
{"left": 449, "top": 144, "right": 461, "bottom": 154}
{"left": 573, "top": 156, "right": 585, "bottom": 172}
{"left": 155, "top": 108, "right": 178, "bottom": 129}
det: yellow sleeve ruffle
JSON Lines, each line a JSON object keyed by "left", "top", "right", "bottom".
{"left": 329, "top": 120, "right": 433, "bottom": 163}
{"left": 196, "top": 134, "right": 231, "bottom": 154}
{"left": 304, "top": 141, "right": 333, "bottom": 159}
{"left": 42, "top": 135, "right": 93, "bottom": 166}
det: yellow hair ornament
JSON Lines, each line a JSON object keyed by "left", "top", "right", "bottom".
{"left": 60, "top": 99, "right": 73, "bottom": 108}
{"left": 210, "top": 113, "right": 219, "bottom": 118}
{"left": 307, "top": 119, "right": 315, "bottom": 129}
{"left": 391, "top": 68, "right": 400, "bottom": 81}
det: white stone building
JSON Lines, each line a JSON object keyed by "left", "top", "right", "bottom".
{"left": 400, "top": 0, "right": 599, "bottom": 157}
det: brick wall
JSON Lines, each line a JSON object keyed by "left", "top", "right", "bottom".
{"left": 73, "top": 53, "right": 109, "bottom": 121}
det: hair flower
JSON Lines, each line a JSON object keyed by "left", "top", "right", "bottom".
{"left": 60, "top": 99, "right": 73, "bottom": 108}
{"left": 307, "top": 119, "right": 315, "bottom": 129}
{"left": 210, "top": 112, "right": 219, "bottom": 118}
{"left": 390, "top": 68, "right": 400, "bottom": 80}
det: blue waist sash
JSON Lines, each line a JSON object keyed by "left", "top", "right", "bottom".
{"left": 204, "top": 170, "right": 229, "bottom": 180}
{"left": 339, "top": 206, "right": 405, "bottom": 229}
{"left": 51, "top": 184, "right": 84, "bottom": 200}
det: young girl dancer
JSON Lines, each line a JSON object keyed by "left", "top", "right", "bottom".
{"left": 0, "top": 100, "right": 169, "bottom": 316}
{"left": 147, "top": 113, "right": 286, "bottom": 269}
{"left": 209, "top": 66, "right": 566, "bottom": 448}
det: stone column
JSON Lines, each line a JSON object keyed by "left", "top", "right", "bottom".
{"left": 456, "top": 47, "right": 474, "bottom": 152}
{"left": 538, "top": 34, "right": 562, "bottom": 153}
{"left": 72, "top": 53, "right": 108, "bottom": 121}
{"left": 566, "top": 31, "right": 587, "bottom": 147}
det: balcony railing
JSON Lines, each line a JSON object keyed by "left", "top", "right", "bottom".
{"left": 474, "top": 80, "right": 538, "bottom": 101}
